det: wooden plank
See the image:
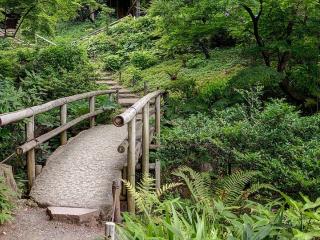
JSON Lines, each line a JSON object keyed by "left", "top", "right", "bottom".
{"left": 0, "top": 90, "right": 116, "bottom": 126}
{"left": 155, "top": 95, "right": 161, "bottom": 146}
{"left": 89, "top": 96, "right": 96, "bottom": 128}
{"left": 17, "top": 109, "right": 105, "bottom": 155}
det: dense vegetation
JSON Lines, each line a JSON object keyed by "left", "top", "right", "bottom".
{"left": 0, "top": 0, "right": 320, "bottom": 238}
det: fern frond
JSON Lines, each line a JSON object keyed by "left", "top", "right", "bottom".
{"left": 215, "top": 171, "right": 259, "bottom": 205}
{"left": 156, "top": 182, "right": 182, "bottom": 197}
{"left": 173, "top": 166, "right": 212, "bottom": 204}
{"left": 122, "top": 179, "right": 147, "bottom": 213}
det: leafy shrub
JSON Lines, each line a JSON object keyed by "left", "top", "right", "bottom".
{"left": 36, "top": 44, "right": 88, "bottom": 72}
{"left": 129, "top": 50, "right": 158, "bottom": 70}
{"left": 119, "top": 168, "right": 320, "bottom": 239}
{"left": 103, "top": 54, "right": 123, "bottom": 71}
{"left": 157, "top": 91, "right": 320, "bottom": 197}
{"left": 87, "top": 34, "right": 119, "bottom": 57}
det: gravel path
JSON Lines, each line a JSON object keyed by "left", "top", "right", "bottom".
{"left": 0, "top": 203, "right": 104, "bottom": 240}
{"left": 30, "top": 124, "right": 128, "bottom": 212}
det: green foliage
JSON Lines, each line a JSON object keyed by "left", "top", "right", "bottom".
{"left": 157, "top": 90, "right": 320, "bottom": 197}
{"left": 119, "top": 168, "right": 320, "bottom": 239}
{"left": 36, "top": 44, "right": 88, "bottom": 72}
{"left": 103, "top": 54, "right": 123, "bottom": 71}
{"left": 0, "top": 178, "right": 14, "bottom": 224}
{"left": 129, "top": 50, "right": 158, "bottom": 70}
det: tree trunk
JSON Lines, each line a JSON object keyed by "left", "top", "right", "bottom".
{"left": 13, "top": 5, "right": 35, "bottom": 38}
{"left": 199, "top": 40, "right": 210, "bottom": 59}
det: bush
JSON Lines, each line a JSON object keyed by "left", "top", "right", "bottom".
{"left": 103, "top": 54, "right": 123, "bottom": 71}
{"left": 129, "top": 50, "right": 158, "bottom": 70}
{"left": 87, "top": 34, "right": 119, "bottom": 57}
{"left": 36, "top": 44, "right": 88, "bottom": 72}
{"left": 156, "top": 91, "right": 320, "bottom": 197}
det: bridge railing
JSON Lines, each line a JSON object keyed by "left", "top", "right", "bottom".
{"left": 113, "top": 90, "right": 164, "bottom": 214}
{"left": 0, "top": 90, "right": 118, "bottom": 189}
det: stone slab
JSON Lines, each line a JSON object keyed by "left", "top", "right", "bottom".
{"left": 47, "top": 207, "right": 100, "bottom": 224}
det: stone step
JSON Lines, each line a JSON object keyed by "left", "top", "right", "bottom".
{"left": 118, "top": 93, "right": 139, "bottom": 99}
{"left": 118, "top": 98, "right": 140, "bottom": 107}
{"left": 118, "top": 89, "right": 132, "bottom": 94}
{"left": 47, "top": 207, "right": 100, "bottom": 224}
{"left": 96, "top": 80, "right": 117, "bottom": 85}
{"left": 110, "top": 85, "right": 122, "bottom": 90}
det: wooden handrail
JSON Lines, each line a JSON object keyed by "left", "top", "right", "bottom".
{"left": 113, "top": 90, "right": 163, "bottom": 214}
{"left": 0, "top": 89, "right": 118, "bottom": 189}
{"left": 0, "top": 90, "right": 116, "bottom": 126}
{"left": 113, "top": 90, "right": 163, "bottom": 127}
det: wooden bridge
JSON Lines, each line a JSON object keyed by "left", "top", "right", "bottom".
{"left": 0, "top": 79, "right": 164, "bottom": 220}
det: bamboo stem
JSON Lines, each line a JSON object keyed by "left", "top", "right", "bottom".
{"left": 105, "top": 222, "right": 115, "bottom": 240}
{"left": 89, "top": 96, "right": 95, "bottom": 128}
{"left": 155, "top": 160, "right": 161, "bottom": 190}
{"left": 127, "top": 117, "right": 136, "bottom": 214}
{"left": 26, "top": 116, "right": 35, "bottom": 189}
{"left": 155, "top": 95, "right": 161, "bottom": 146}
{"left": 60, "top": 104, "right": 67, "bottom": 145}
{"left": 112, "top": 180, "right": 122, "bottom": 223}
{"left": 142, "top": 102, "right": 150, "bottom": 176}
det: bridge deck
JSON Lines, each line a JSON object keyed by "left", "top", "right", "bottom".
{"left": 30, "top": 124, "right": 127, "bottom": 212}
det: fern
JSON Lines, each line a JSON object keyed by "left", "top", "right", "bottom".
{"left": 173, "top": 166, "right": 212, "bottom": 204}
{"left": 214, "top": 171, "right": 259, "bottom": 205}
{"left": 123, "top": 174, "right": 181, "bottom": 215}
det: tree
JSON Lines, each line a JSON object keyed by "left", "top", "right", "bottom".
{"left": 0, "top": 0, "right": 102, "bottom": 38}
{"left": 150, "top": 0, "right": 226, "bottom": 59}
{"left": 229, "top": 0, "right": 320, "bottom": 103}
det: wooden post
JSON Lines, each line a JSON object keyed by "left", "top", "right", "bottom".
{"left": 122, "top": 167, "right": 127, "bottom": 197}
{"left": 89, "top": 96, "right": 95, "bottom": 128}
{"left": 127, "top": 117, "right": 136, "bottom": 214}
{"left": 105, "top": 222, "right": 116, "bottom": 240}
{"left": 116, "top": 89, "right": 119, "bottom": 103}
{"left": 155, "top": 95, "right": 161, "bottom": 146}
{"left": 155, "top": 160, "right": 161, "bottom": 190}
{"left": 136, "top": 0, "right": 141, "bottom": 17}
{"left": 112, "top": 180, "right": 122, "bottom": 223}
{"left": 60, "top": 104, "right": 67, "bottom": 145}
{"left": 142, "top": 102, "right": 150, "bottom": 176}
{"left": 26, "top": 116, "right": 35, "bottom": 189}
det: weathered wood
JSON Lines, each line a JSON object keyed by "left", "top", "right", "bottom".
{"left": 155, "top": 95, "right": 161, "bottom": 146}
{"left": 127, "top": 117, "right": 136, "bottom": 214}
{"left": 60, "top": 104, "right": 67, "bottom": 145}
{"left": 26, "top": 116, "right": 35, "bottom": 189}
{"left": 113, "top": 90, "right": 164, "bottom": 127}
{"left": 142, "top": 102, "right": 150, "bottom": 176}
{"left": 122, "top": 167, "right": 127, "bottom": 197}
{"left": 105, "top": 222, "right": 116, "bottom": 240}
{"left": 118, "top": 127, "right": 155, "bottom": 153}
{"left": 0, "top": 90, "right": 116, "bottom": 126}
{"left": 89, "top": 96, "right": 96, "bottom": 128}
{"left": 112, "top": 180, "right": 121, "bottom": 223}
{"left": 17, "top": 110, "right": 105, "bottom": 155}
{"left": 155, "top": 160, "right": 161, "bottom": 190}
{"left": 135, "top": 162, "right": 156, "bottom": 170}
